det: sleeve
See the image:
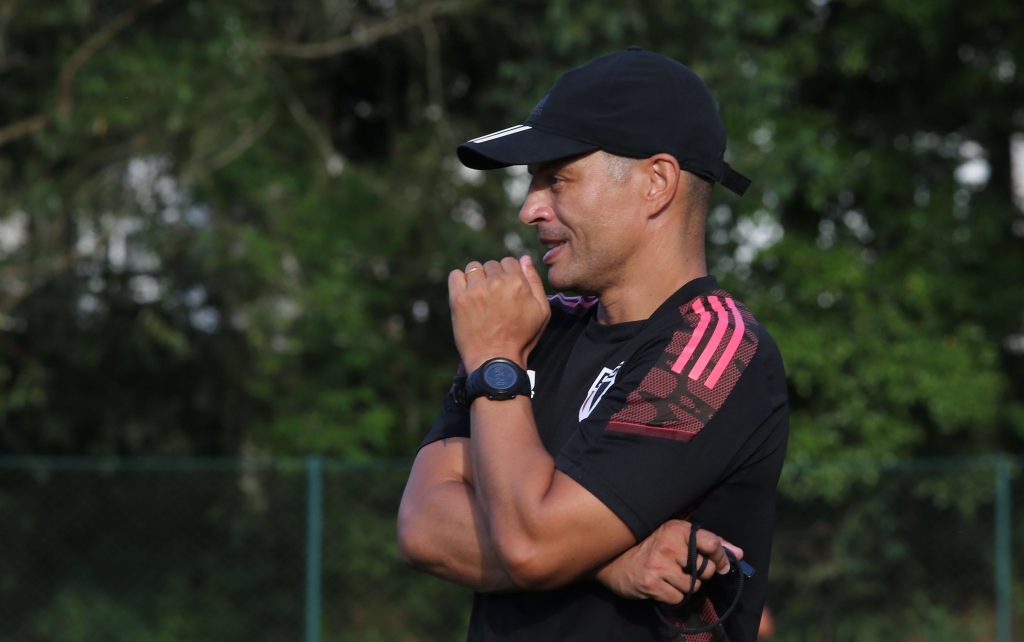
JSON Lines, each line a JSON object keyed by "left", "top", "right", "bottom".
{"left": 555, "top": 321, "right": 788, "bottom": 541}
{"left": 419, "top": 364, "right": 470, "bottom": 448}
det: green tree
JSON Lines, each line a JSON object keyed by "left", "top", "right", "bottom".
{"left": 2, "top": 0, "right": 1023, "bottom": 640}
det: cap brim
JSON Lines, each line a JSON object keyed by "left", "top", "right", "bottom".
{"left": 457, "top": 125, "right": 599, "bottom": 170}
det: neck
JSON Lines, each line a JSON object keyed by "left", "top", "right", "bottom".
{"left": 595, "top": 253, "right": 707, "bottom": 325}
{"left": 594, "top": 197, "right": 708, "bottom": 325}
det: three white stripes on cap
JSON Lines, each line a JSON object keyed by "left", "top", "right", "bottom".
{"left": 469, "top": 125, "right": 532, "bottom": 143}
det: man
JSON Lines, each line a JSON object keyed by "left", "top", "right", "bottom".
{"left": 398, "top": 47, "right": 789, "bottom": 641}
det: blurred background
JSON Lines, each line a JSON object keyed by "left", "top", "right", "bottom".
{"left": 0, "top": 0, "right": 1022, "bottom": 640}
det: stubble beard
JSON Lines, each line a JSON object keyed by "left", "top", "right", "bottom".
{"left": 546, "top": 254, "right": 604, "bottom": 297}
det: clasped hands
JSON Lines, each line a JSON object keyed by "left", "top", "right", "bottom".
{"left": 448, "top": 256, "right": 551, "bottom": 373}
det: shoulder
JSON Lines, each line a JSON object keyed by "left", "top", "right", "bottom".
{"left": 651, "top": 289, "right": 764, "bottom": 386}
{"left": 605, "top": 289, "right": 782, "bottom": 441}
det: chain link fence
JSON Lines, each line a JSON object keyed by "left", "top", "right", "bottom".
{"left": 1, "top": 455, "right": 1020, "bottom": 642}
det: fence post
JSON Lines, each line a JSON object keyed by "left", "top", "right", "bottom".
{"left": 305, "top": 455, "right": 324, "bottom": 642}
{"left": 994, "top": 455, "right": 1012, "bottom": 642}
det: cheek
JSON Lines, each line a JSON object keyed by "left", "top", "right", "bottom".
{"left": 580, "top": 189, "right": 634, "bottom": 240}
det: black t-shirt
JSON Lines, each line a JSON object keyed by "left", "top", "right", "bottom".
{"left": 420, "top": 276, "right": 789, "bottom": 642}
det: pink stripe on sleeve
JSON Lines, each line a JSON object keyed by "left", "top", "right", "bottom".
{"left": 704, "top": 297, "right": 746, "bottom": 389}
{"left": 688, "top": 296, "right": 729, "bottom": 380}
{"left": 671, "top": 298, "right": 712, "bottom": 373}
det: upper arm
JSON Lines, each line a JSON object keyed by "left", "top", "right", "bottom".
{"left": 400, "top": 437, "right": 471, "bottom": 515}
{"left": 397, "top": 437, "right": 471, "bottom": 567}
{"left": 400, "top": 363, "right": 472, "bottom": 523}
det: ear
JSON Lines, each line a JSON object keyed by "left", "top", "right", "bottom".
{"left": 643, "top": 153, "right": 681, "bottom": 217}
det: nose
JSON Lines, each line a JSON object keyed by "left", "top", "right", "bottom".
{"left": 518, "top": 178, "right": 554, "bottom": 226}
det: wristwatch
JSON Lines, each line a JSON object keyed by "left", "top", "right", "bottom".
{"left": 464, "top": 358, "right": 532, "bottom": 403}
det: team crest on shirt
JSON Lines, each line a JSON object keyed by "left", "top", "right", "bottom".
{"left": 579, "top": 361, "right": 623, "bottom": 421}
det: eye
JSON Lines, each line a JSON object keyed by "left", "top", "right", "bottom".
{"left": 527, "top": 167, "right": 567, "bottom": 190}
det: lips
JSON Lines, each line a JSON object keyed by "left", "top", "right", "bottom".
{"left": 542, "top": 243, "right": 565, "bottom": 264}
{"left": 539, "top": 236, "right": 567, "bottom": 264}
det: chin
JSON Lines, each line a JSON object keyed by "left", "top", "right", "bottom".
{"left": 546, "top": 270, "right": 571, "bottom": 292}
{"left": 549, "top": 273, "right": 596, "bottom": 296}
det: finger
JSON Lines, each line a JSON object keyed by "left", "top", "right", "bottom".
{"left": 519, "top": 254, "right": 548, "bottom": 303}
{"left": 720, "top": 537, "right": 744, "bottom": 560}
{"left": 698, "top": 553, "right": 717, "bottom": 581}
{"left": 663, "top": 569, "right": 702, "bottom": 601}
{"left": 448, "top": 269, "right": 466, "bottom": 296}
{"left": 681, "top": 553, "right": 715, "bottom": 581}
{"left": 651, "top": 580, "right": 686, "bottom": 606}
{"left": 695, "top": 530, "right": 731, "bottom": 575}
{"left": 483, "top": 259, "right": 502, "bottom": 276}
{"left": 500, "top": 256, "right": 520, "bottom": 275}
{"left": 464, "top": 261, "right": 485, "bottom": 282}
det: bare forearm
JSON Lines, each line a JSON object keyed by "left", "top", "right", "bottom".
{"left": 467, "top": 397, "right": 634, "bottom": 589}
{"left": 469, "top": 397, "right": 558, "bottom": 546}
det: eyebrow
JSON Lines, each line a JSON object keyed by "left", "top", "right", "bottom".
{"left": 528, "top": 160, "right": 567, "bottom": 176}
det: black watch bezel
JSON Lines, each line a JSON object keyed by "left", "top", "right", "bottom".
{"left": 465, "top": 358, "right": 531, "bottom": 403}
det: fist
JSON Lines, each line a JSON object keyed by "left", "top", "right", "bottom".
{"left": 448, "top": 256, "right": 551, "bottom": 372}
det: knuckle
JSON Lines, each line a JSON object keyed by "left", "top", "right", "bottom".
{"left": 699, "top": 533, "right": 721, "bottom": 550}
{"left": 640, "top": 572, "right": 658, "bottom": 592}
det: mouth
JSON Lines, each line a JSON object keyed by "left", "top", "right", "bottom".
{"left": 539, "top": 237, "right": 567, "bottom": 264}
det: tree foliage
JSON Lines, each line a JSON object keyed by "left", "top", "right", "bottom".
{"left": 1, "top": 0, "right": 1021, "bottom": 461}
{"left": 1, "top": 1, "right": 1023, "bottom": 639}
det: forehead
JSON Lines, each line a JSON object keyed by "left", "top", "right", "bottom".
{"left": 527, "top": 151, "right": 603, "bottom": 176}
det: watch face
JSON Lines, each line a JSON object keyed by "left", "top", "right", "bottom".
{"left": 483, "top": 361, "right": 519, "bottom": 391}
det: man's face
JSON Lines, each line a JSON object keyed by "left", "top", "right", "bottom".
{"left": 520, "top": 151, "right": 643, "bottom": 295}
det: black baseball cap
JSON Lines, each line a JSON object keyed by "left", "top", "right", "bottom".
{"left": 457, "top": 47, "right": 751, "bottom": 196}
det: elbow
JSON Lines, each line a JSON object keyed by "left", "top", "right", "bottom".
{"left": 396, "top": 502, "right": 432, "bottom": 570}
{"left": 491, "top": 532, "right": 559, "bottom": 590}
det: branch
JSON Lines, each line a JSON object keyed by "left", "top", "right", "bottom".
{"left": 0, "top": 113, "right": 46, "bottom": 147}
{"left": 57, "top": 0, "right": 168, "bottom": 119}
{"left": 202, "top": 109, "right": 278, "bottom": 173}
{"left": 259, "top": 0, "right": 473, "bottom": 59}
{"left": 419, "top": 19, "right": 452, "bottom": 141}
{"left": 0, "top": 0, "right": 167, "bottom": 148}
{"left": 181, "top": 110, "right": 278, "bottom": 183}
{"left": 265, "top": 61, "right": 345, "bottom": 176}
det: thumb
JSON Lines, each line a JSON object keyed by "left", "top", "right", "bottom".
{"left": 520, "top": 255, "right": 547, "bottom": 303}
